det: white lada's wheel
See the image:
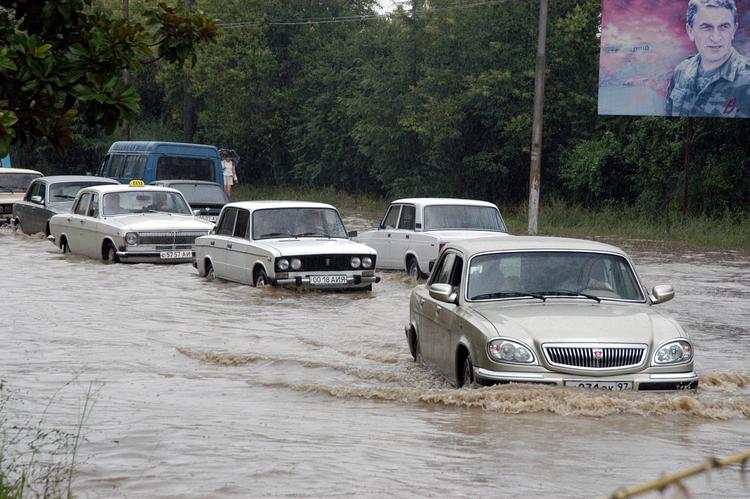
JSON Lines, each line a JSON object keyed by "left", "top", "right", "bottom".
{"left": 254, "top": 269, "right": 267, "bottom": 287}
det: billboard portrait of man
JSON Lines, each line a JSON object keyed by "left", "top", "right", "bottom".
{"left": 599, "top": 0, "right": 750, "bottom": 118}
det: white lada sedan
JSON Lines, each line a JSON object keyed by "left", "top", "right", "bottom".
{"left": 194, "top": 201, "right": 380, "bottom": 290}
{"left": 356, "top": 198, "right": 509, "bottom": 278}
{"left": 405, "top": 236, "right": 698, "bottom": 391}
{"left": 48, "top": 182, "right": 214, "bottom": 263}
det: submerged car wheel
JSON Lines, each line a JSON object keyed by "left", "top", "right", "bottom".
{"left": 61, "top": 239, "right": 70, "bottom": 253}
{"left": 205, "top": 261, "right": 216, "bottom": 281}
{"left": 407, "top": 257, "right": 422, "bottom": 279}
{"left": 459, "top": 353, "right": 475, "bottom": 388}
{"left": 408, "top": 328, "right": 419, "bottom": 361}
{"left": 105, "top": 242, "right": 118, "bottom": 264}
{"left": 254, "top": 269, "right": 268, "bottom": 287}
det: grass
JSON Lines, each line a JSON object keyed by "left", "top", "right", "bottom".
{"left": 230, "top": 185, "right": 749, "bottom": 250}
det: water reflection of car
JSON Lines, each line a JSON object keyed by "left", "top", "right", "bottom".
{"left": 0, "top": 168, "right": 43, "bottom": 223}
{"left": 355, "top": 198, "right": 509, "bottom": 278}
{"left": 13, "top": 175, "right": 119, "bottom": 235}
{"left": 150, "top": 179, "right": 228, "bottom": 223}
{"left": 48, "top": 182, "right": 214, "bottom": 263}
{"left": 406, "top": 236, "right": 698, "bottom": 391}
{"left": 194, "top": 201, "right": 380, "bottom": 290}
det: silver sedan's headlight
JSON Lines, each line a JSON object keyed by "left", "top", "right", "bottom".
{"left": 487, "top": 338, "right": 536, "bottom": 364}
{"left": 125, "top": 232, "right": 138, "bottom": 245}
{"left": 361, "top": 256, "right": 373, "bottom": 268}
{"left": 350, "top": 256, "right": 361, "bottom": 268}
{"left": 291, "top": 258, "right": 302, "bottom": 270}
{"left": 653, "top": 340, "right": 693, "bottom": 365}
{"left": 277, "top": 258, "right": 289, "bottom": 271}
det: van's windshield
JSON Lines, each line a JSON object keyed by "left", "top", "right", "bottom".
{"left": 156, "top": 157, "right": 215, "bottom": 182}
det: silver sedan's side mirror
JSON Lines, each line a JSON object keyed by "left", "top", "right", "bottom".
{"left": 429, "top": 283, "right": 457, "bottom": 304}
{"left": 31, "top": 195, "right": 43, "bottom": 204}
{"left": 650, "top": 284, "right": 675, "bottom": 304}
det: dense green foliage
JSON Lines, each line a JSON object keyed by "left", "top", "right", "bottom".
{"left": 0, "top": 0, "right": 216, "bottom": 156}
{"left": 11, "top": 0, "right": 750, "bottom": 220}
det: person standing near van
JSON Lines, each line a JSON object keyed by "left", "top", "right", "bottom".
{"left": 220, "top": 149, "right": 238, "bottom": 197}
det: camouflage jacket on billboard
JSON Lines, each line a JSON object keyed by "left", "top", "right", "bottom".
{"left": 666, "top": 49, "right": 750, "bottom": 118}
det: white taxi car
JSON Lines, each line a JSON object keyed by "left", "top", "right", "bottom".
{"left": 356, "top": 198, "right": 509, "bottom": 278}
{"left": 48, "top": 181, "right": 214, "bottom": 263}
{"left": 194, "top": 201, "right": 380, "bottom": 290}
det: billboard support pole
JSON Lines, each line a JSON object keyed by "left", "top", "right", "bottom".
{"left": 682, "top": 117, "right": 692, "bottom": 217}
{"left": 122, "top": 0, "right": 130, "bottom": 141}
{"left": 527, "top": 0, "right": 549, "bottom": 235}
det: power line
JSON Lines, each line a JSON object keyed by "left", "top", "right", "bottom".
{"left": 216, "top": 0, "right": 510, "bottom": 29}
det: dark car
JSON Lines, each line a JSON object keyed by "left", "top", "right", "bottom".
{"left": 12, "top": 175, "right": 119, "bottom": 235}
{"left": 150, "top": 179, "right": 229, "bottom": 223}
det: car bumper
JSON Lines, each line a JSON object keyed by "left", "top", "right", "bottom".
{"left": 115, "top": 250, "right": 195, "bottom": 264}
{"left": 272, "top": 275, "right": 381, "bottom": 289}
{"left": 473, "top": 368, "right": 699, "bottom": 391}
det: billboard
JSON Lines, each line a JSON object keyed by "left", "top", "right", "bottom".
{"left": 599, "top": 0, "right": 750, "bottom": 117}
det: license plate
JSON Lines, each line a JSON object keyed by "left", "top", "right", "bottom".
{"left": 309, "top": 275, "right": 348, "bottom": 286}
{"left": 160, "top": 250, "right": 193, "bottom": 259}
{"left": 565, "top": 381, "right": 633, "bottom": 391}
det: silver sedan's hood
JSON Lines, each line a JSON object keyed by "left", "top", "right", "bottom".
{"left": 470, "top": 300, "right": 685, "bottom": 346}
{"left": 105, "top": 214, "right": 214, "bottom": 232}
{"left": 260, "top": 238, "right": 376, "bottom": 256}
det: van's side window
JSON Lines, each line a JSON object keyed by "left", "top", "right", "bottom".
{"left": 98, "top": 155, "right": 110, "bottom": 176}
{"left": 123, "top": 156, "right": 140, "bottom": 178}
{"left": 109, "top": 155, "right": 126, "bottom": 178}
{"left": 133, "top": 155, "right": 147, "bottom": 179}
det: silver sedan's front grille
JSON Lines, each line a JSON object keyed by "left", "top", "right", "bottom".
{"left": 138, "top": 230, "right": 209, "bottom": 246}
{"left": 543, "top": 344, "right": 647, "bottom": 370}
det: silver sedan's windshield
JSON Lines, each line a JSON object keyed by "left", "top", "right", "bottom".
{"left": 252, "top": 208, "right": 348, "bottom": 239}
{"left": 102, "top": 191, "right": 191, "bottom": 216}
{"left": 468, "top": 251, "right": 644, "bottom": 301}
{"left": 423, "top": 205, "right": 506, "bottom": 231}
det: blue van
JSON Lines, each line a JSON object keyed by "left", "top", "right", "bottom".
{"left": 96, "top": 141, "right": 223, "bottom": 186}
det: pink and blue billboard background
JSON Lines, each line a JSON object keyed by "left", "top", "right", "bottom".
{"left": 598, "top": 0, "right": 750, "bottom": 116}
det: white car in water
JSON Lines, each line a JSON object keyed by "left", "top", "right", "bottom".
{"left": 194, "top": 201, "right": 380, "bottom": 290}
{"left": 0, "top": 168, "right": 43, "bottom": 222}
{"left": 355, "top": 198, "right": 509, "bottom": 278}
{"left": 406, "top": 236, "right": 698, "bottom": 391}
{"left": 48, "top": 182, "right": 214, "bottom": 263}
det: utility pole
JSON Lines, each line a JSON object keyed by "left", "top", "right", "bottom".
{"left": 183, "top": 0, "right": 196, "bottom": 142}
{"left": 527, "top": 0, "right": 549, "bottom": 235}
{"left": 122, "top": 0, "right": 130, "bottom": 140}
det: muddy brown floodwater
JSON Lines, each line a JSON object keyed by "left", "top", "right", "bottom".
{"left": 1, "top": 218, "right": 749, "bottom": 498}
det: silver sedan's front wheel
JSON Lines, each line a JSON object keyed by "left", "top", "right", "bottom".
{"left": 459, "top": 354, "right": 475, "bottom": 388}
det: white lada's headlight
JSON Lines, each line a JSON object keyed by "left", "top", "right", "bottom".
{"left": 488, "top": 338, "right": 536, "bottom": 364}
{"left": 350, "top": 256, "right": 361, "bottom": 268}
{"left": 277, "top": 258, "right": 290, "bottom": 271}
{"left": 361, "top": 256, "right": 373, "bottom": 268}
{"left": 291, "top": 258, "right": 302, "bottom": 270}
{"left": 125, "top": 232, "right": 138, "bottom": 245}
{"left": 653, "top": 340, "right": 693, "bottom": 365}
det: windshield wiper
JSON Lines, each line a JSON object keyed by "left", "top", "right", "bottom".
{"left": 471, "top": 291, "right": 546, "bottom": 301}
{"left": 259, "top": 232, "right": 292, "bottom": 238}
{"left": 293, "top": 231, "right": 324, "bottom": 237}
{"left": 534, "top": 290, "right": 601, "bottom": 303}
{"left": 53, "top": 194, "right": 76, "bottom": 199}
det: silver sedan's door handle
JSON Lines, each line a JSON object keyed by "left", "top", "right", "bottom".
{"left": 387, "top": 233, "right": 391, "bottom": 238}
{"left": 210, "top": 241, "right": 215, "bottom": 246}
{"left": 405, "top": 234, "right": 409, "bottom": 239}
{"left": 227, "top": 243, "right": 233, "bottom": 249}
{"left": 67, "top": 217, "right": 71, "bottom": 222}
{"left": 436, "top": 305, "right": 442, "bottom": 316}
{"left": 79, "top": 220, "right": 85, "bottom": 224}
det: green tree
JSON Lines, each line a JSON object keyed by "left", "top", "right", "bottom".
{"left": 0, "top": 0, "right": 217, "bottom": 156}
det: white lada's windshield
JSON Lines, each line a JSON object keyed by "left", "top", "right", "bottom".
{"left": 102, "top": 191, "right": 191, "bottom": 216}
{"left": 468, "top": 251, "right": 644, "bottom": 302}
{"left": 423, "top": 205, "right": 506, "bottom": 232}
{"left": 252, "top": 208, "right": 348, "bottom": 239}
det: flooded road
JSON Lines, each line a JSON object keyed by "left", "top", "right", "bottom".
{"left": 1, "top": 222, "right": 749, "bottom": 498}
